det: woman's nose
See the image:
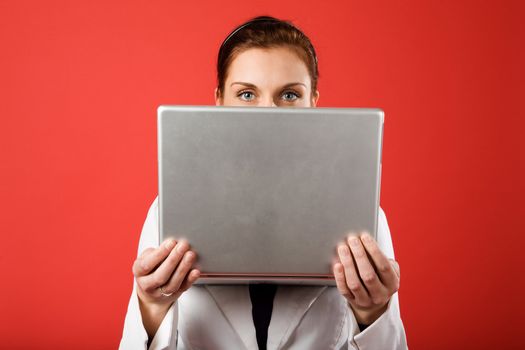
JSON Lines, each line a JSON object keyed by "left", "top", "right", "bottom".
{"left": 258, "top": 98, "right": 277, "bottom": 107}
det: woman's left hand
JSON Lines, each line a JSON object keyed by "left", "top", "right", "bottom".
{"left": 333, "top": 233, "right": 400, "bottom": 326}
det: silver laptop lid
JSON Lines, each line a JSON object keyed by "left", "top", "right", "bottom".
{"left": 158, "top": 105, "right": 384, "bottom": 285}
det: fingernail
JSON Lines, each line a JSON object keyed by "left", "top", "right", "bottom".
{"left": 185, "top": 251, "right": 194, "bottom": 261}
{"left": 165, "top": 239, "right": 175, "bottom": 250}
{"left": 338, "top": 245, "right": 349, "bottom": 257}
{"left": 349, "top": 237, "right": 359, "bottom": 247}
{"left": 361, "top": 234, "right": 371, "bottom": 242}
{"left": 177, "top": 241, "right": 187, "bottom": 253}
{"left": 336, "top": 263, "right": 343, "bottom": 273}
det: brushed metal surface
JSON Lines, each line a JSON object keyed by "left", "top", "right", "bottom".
{"left": 158, "top": 105, "right": 384, "bottom": 284}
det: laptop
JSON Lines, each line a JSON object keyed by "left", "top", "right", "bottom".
{"left": 158, "top": 105, "right": 384, "bottom": 285}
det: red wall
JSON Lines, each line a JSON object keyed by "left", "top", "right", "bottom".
{"left": 1, "top": 1, "right": 523, "bottom": 348}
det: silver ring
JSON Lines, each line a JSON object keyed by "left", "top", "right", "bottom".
{"left": 159, "top": 285, "right": 174, "bottom": 297}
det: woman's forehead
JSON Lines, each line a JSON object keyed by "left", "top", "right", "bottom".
{"left": 226, "top": 47, "right": 311, "bottom": 89}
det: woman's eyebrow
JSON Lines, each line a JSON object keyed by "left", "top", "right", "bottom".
{"left": 230, "top": 82, "right": 257, "bottom": 88}
{"left": 230, "top": 82, "right": 306, "bottom": 89}
{"left": 280, "top": 82, "right": 307, "bottom": 89}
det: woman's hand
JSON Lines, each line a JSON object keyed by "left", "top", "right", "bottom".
{"left": 333, "top": 233, "right": 400, "bottom": 326}
{"left": 132, "top": 238, "right": 200, "bottom": 339}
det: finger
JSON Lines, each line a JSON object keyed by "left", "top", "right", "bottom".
{"left": 390, "top": 259, "right": 400, "bottom": 279}
{"left": 333, "top": 262, "right": 354, "bottom": 300}
{"left": 132, "top": 247, "right": 154, "bottom": 276}
{"left": 177, "top": 269, "right": 201, "bottom": 295}
{"left": 337, "top": 243, "right": 369, "bottom": 305}
{"left": 163, "top": 250, "right": 197, "bottom": 294}
{"left": 347, "top": 235, "right": 387, "bottom": 297}
{"left": 360, "top": 233, "right": 399, "bottom": 291}
{"left": 133, "top": 239, "right": 176, "bottom": 277}
{"left": 140, "top": 240, "right": 190, "bottom": 292}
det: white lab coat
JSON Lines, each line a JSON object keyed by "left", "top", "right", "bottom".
{"left": 119, "top": 197, "right": 407, "bottom": 350}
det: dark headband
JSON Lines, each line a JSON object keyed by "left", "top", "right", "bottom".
{"left": 219, "top": 16, "right": 318, "bottom": 66}
{"left": 219, "top": 16, "right": 282, "bottom": 50}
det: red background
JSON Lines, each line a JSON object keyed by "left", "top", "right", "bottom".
{"left": 1, "top": 0, "right": 524, "bottom": 349}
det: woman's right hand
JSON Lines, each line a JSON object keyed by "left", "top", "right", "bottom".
{"left": 132, "top": 238, "right": 200, "bottom": 338}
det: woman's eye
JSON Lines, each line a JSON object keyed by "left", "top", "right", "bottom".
{"left": 282, "top": 91, "right": 300, "bottom": 102}
{"left": 238, "top": 91, "right": 255, "bottom": 101}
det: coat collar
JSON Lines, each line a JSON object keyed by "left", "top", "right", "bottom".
{"left": 205, "top": 284, "right": 327, "bottom": 350}
{"left": 205, "top": 285, "right": 258, "bottom": 350}
{"left": 267, "top": 285, "right": 327, "bottom": 350}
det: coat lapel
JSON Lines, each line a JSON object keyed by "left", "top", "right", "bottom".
{"left": 205, "top": 285, "right": 327, "bottom": 350}
{"left": 205, "top": 285, "right": 258, "bottom": 350}
{"left": 267, "top": 285, "right": 327, "bottom": 350}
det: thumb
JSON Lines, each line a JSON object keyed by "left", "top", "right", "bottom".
{"left": 389, "top": 259, "right": 400, "bottom": 279}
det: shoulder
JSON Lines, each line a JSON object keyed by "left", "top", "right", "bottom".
{"left": 148, "top": 195, "right": 159, "bottom": 217}
{"left": 136, "top": 196, "right": 160, "bottom": 255}
{"left": 377, "top": 206, "right": 395, "bottom": 259}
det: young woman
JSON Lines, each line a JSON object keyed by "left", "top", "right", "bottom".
{"left": 120, "top": 16, "right": 407, "bottom": 350}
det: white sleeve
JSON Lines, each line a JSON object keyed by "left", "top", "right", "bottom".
{"left": 346, "top": 207, "right": 408, "bottom": 350}
{"left": 119, "top": 197, "right": 179, "bottom": 350}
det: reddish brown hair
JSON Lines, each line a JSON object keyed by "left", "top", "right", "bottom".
{"left": 216, "top": 16, "right": 319, "bottom": 98}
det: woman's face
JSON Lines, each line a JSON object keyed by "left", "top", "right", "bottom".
{"left": 215, "top": 46, "right": 319, "bottom": 107}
